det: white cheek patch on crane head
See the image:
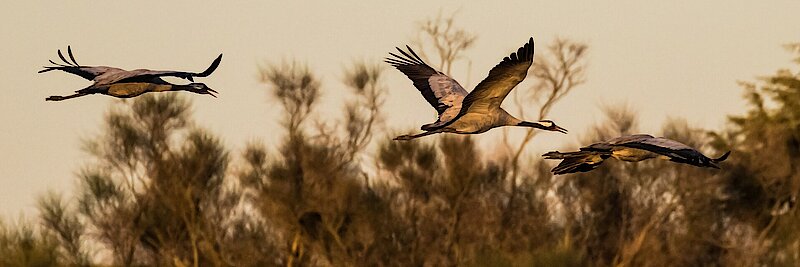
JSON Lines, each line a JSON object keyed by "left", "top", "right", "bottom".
{"left": 189, "top": 83, "right": 205, "bottom": 90}
{"left": 537, "top": 120, "right": 554, "bottom": 128}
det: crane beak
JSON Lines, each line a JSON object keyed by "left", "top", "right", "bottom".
{"left": 554, "top": 125, "right": 568, "bottom": 134}
{"left": 206, "top": 88, "right": 218, "bottom": 98}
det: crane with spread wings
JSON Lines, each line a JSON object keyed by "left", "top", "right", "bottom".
{"left": 386, "top": 37, "right": 567, "bottom": 141}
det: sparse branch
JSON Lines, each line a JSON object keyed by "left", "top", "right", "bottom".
{"left": 342, "top": 62, "right": 386, "bottom": 158}
{"left": 37, "top": 194, "right": 89, "bottom": 267}
{"left": 260, "top": 61, "right": 320, "bottom": 136}
{"left": 414, "top": 10, "right": 477, "bottom": 78}
{"left": 784, "top": 43, "right": 800, "bottom": 64}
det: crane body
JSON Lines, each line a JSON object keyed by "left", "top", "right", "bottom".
{"left": 40, "top": 46, "right": 221, "bottom": 101}
{"left": 544, "top": 134, "right": 731, "bottom": 175}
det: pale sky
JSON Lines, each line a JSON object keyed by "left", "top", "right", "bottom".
{"left": 1, "top": 1, "right": 798, "bottom": 218}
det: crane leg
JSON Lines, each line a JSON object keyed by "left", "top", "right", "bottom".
{"left": 393, "top": 129, "right": 448, "bottom": 141}
{"left": 46, "top": 92, "right": 90, "bottom": 101}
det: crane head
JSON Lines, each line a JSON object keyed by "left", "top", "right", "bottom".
{"left": 537, "top": 120, "right": 568, "bottom": 134}
{"left": 517, "top": 120, "right": 568, "bottom": 134}
{"left": 187, "top": 83, "right": 218, "bottom": 97}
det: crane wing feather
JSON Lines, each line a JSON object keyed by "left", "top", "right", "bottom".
{"left": 38, "top": 65, "right": 120, "bottom": 81}
{"left": 543, "top": 151, "right": 610, "bottom": 175}
{"left": 606, "top": 134, "right": 656, "bottom": 145}
{"left": 67, "top": 46, "right": 79, "bottom": 66}
{"left": 615, "top": 136, "right": 715, "bottom": 164}
{"left": 103, "top": 54, "right": 223, "bottom": 84}
{"left": 455, "top": 37, "right": 534, "bottom": 118}
{"left": 57, "top": 49, "right": 71, "bottom": 67}
{"left": 39, "top": 46, "right": 117, "bottom": 81}
{"left": 581, "top": 134, "right": 692, "bottom": 156}
{"left": 386, "top": 46, "right": 467, "bottom": 117}
{"left": 579, "top": 134, "right": 655, "bottom": 151}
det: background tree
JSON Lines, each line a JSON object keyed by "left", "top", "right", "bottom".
{"left": 4, "top": 13, "right": 798, "bottom": 267}
{"left": 240, "top": 60, "right": 387, "bottom": 266}
{"left": 33, "top": 94, "right": 255, "bottom": 267}
{"left": 414, "top": 10, "right": 477, "bottom": 78}
{"left": 708, "top": 43, "right": 800, "bottom": 266}
{"left": 0, "top": 219, "right": 61, "bottom": 267}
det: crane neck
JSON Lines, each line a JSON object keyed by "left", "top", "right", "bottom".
{"left": 169, "top": 84, "right": 206, "bottom": 94}
{"left": 501, "top": 111, "right": 544, "bottom": 129}
{"left": 499, "top": 110, "right": 523, "bottom": 126}
{"left": 517, "top": 120, "right": 547, "bottom": 129}
{"left": 171, "top": 84, "right": 194, "bottom": 92}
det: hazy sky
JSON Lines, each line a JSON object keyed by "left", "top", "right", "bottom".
{"left": 1, "top": 1, "right": 798, "bottom": 218}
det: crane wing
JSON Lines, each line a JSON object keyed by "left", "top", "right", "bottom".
{"left": 617, "top": 137, "right": 702, "bottom": 160}
{"left": 581, "top": 134, "right": 729, "bottom": 168}
{"left": 580, "top": 134, "right": 655, "bottom": 151}
{"left": 583, "top": 134, "right": 693, "bottom": 156}
{"left": 38, "top": 46, "right": 120, "bottom": 81}
{"left": 455, "top": 37, "right": 534, "bottom": 118}
{"left": 102, "top": 54, "right": 223, "bottom": 84}
{"left": 39, "top": 65, "right": 120, "bottom": 81}
{"left": 543, "top": 151, "right": 610, "bottom": 175}
{"left": 386, "top": 46, "right": 467, "bottom": 117}
{"left": 615, "top": 136, "right": 731, "bottom": 167}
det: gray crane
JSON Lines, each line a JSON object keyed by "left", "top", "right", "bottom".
{"left": 40, "top": 46, "right": 221, "bottom": 101}
{"left": 386, "top": 37, "right": 567, "bottom": 141}
{"left": 543, "top": 134, "right": 731, "bottom": 175}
